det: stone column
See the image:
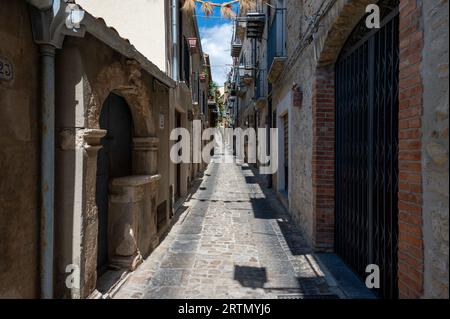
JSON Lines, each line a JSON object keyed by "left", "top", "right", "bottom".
{"left": 80, "top": 129, "right": 106, "bottom": 298}
{"left": 133, "top": 137, "right": 159, "bottom": 175}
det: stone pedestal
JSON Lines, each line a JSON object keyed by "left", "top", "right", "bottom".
{"left": 108, "top": 175, "right": 161, "bottom": 270}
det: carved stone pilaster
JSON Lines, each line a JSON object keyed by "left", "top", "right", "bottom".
{"left": 80, "top": 129, "right": 106, "bottom": 298}
{"left": 83, "top": 129, "right": 107, "bottom": 157}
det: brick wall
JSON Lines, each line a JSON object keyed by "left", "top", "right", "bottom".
{"left": 288, "top": 0, "right": 429, "bottom": 297}
{"left": 397, "top": 0, "right": 425, "bottom": 299}
{"left": 311, "top": 66, "right": 335, "bottom": 251}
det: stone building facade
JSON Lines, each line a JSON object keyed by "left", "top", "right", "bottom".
{"left": 76, "top": 0, "right": 211, "bottom": 209}
{"left": 0, "top": 0, "right": 40, "bottom": 298}
{"left": 232, "top": 0, "right": 448, "bottom": 298}
{"left": 228, "top": 0, "right": 270, "bottom": 166}
{"left": 420, "top": 0, "right": 449, "bottom": 298}
{"left": 174, "top": 5, "right": 211, "bottom": 197}
{"left": 0, "top": 0, "right": 212, "bottom": 299}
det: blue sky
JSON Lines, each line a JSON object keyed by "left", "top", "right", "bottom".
{"left": 196, "top": 1, "right": 238, "bottom": 87}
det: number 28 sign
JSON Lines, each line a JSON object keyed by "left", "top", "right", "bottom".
{"left": 0, "top": 56, "right": 13, "bottom": 81}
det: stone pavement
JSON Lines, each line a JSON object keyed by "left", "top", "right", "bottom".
{"left": 113, "top": 146, "right": 371, "bottom": 299}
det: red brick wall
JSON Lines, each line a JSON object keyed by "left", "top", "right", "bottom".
{"left": 312, "top": 66, "right": 335, "bottom": 251}
{"left": 397, "top": 0, "right": 424, "bottom": 299}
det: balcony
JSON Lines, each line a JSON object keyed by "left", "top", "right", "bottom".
{"left": 208, "top": 98, "right": 216, "bottom": 109}
{"left": 239, "top": 66, "right": 254, "bottom": 85}
{"left": 246, "top": 12, "right": 265, "bottom": 39}
{"left": 254, "top": 69, "right": 267, "bottom": 110}
{"left": 236, "top": 82, "right": 247, "bottom": 97}
{"left": 229, "top": 85, "right": 237, "bottom": 97}
{"left": 231, "top": 40, "right": 243, "bottom": 58}
{"left": 235, "top": 17, "right": 247, "bottom": 39}
{"left": 267, "top": 8, "right": 287, "bottom": 83}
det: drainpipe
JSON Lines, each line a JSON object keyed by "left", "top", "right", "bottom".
{"left": 28, "top": 0, "right": 87, "bottom": 298}
{"left": 39, "top": 43, "right": 56, "bottom": 299}
{"left": 171, "top": 0, "right": 179, "bottom": 208}
{"left": 27, "top": 0, "right": 57, "bottom": 300}
{"left": 267, "top": 97, "right": 273, "bottom": 188}
{"left": 172, "top": 0, "right": 179, "bottom": 81}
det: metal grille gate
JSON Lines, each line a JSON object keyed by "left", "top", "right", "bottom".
{"left": 335, "top": 1, "right": 399, "bottom": 299}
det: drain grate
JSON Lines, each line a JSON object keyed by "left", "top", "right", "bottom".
{"left": 278, "top": 294, "right": 340, "bottom": 299}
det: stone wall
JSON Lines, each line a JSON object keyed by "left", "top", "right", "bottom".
{"left": 54, "top": 32, "right": 169, "bottom": 298}
{"left": 154, "top": 79, "right": 171, "bottom": 237}
{"left": 421, "top": 0, "right": 449, "bottom": 299}
{"left": 273, "top": 0, "right": 371, "bottom": 248}
{"left": 273, "top": 0, "right": 448, "bottom": 298}
{"left": 0, "top": 0, "right": 40, "bottom": 298}
{"left": 237, "top": 37, "right": 257, "bottom": 127}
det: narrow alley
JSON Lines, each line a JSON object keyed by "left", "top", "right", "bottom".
{"left": 1, "top": 0, "right": 448, "bottom": 302}
{"left": 114, "top": 146, "right": 372, "bottom": 299}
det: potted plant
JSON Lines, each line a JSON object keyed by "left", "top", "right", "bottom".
{"left": 228, "top": 82, "right": 236, "bottom": 95}
{"left": 199, "top": 70, "right": 208, "bottom": 83}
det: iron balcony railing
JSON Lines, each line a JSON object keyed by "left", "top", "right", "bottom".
{"left": 238, "top": 65, "right": 254, "bottom": 83}
{"left": 267, "top": 8, "right": 287, "bottom": 69}
{"left": 246, "top": 12, "right": 266, "bottom": 39}
{"left": 231, "top": 39, "right": 243, "bottom": 58}
{"left": 255, "top": 69, "right": 267, "bottom": 100}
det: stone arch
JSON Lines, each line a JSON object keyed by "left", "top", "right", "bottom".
{"left": 315, "top": 0, "right": 373, "bottom": 67}
{"left": 87, "top": 60, "right": 156, "bottom": 137}
{"left": 80, "top": 59, "right": 161, "bottom": 295}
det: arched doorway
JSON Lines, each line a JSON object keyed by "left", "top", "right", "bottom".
{"left": 96, "top": 93, "right": 133, "bottom": 275}
{"left": 334, "top": 0, "right": 400, "bottom": 298}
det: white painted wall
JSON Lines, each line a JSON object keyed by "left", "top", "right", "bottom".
{"left": 77, "top": 0, "right": 167, "bottom": 72}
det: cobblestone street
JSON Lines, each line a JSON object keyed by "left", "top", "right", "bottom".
{"left": 0, "top": 0, "right": 447, "bottom": 301}
{"left": 114, "top": 146, "right": 372, "bottom": 299}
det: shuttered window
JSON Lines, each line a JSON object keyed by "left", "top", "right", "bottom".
{"left": 283, "top": 114, "right": 288, "bottom": 191}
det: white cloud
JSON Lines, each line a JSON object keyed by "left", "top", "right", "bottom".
{"left": 200, "top": 23, "right": 233, "bottom": 87}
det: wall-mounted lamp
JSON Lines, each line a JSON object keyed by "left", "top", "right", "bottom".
{"left": 65, "top": 3, "right": 85, "bottom": 30}
{"left": 187, "top": 37, "right": 198, "bottom": 53}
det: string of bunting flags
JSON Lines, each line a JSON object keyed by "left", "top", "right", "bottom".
{"left": 181, "top": 0, "right": 256, "bottom": 18}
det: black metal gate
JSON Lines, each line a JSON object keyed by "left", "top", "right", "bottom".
{"left": 335, "top": 1, "right": 399, "bottom": 299}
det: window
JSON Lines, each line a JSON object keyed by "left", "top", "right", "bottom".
{"left": 202, "top": 91, "right": 206, "bottom": 114}
{"left": 283, "top": 114, "right": 289, "bottom": 192}
{"left": 182, "top": 38, "right": 190, "bottom": 86}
